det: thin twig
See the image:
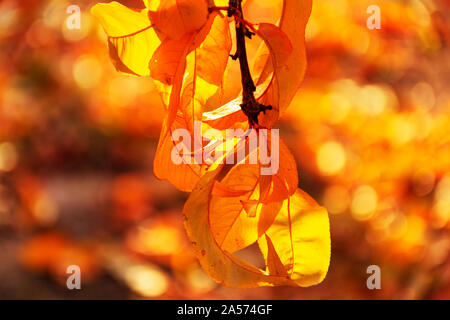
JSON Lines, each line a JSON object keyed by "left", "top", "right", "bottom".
{"left": 228, "top": 0, "right": 271, "bottom": 128}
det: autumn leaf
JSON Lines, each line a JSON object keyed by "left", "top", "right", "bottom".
{"left": 180, "top": 12, "right": 232, "bottom": 132}
{"left": 255, "top": 22, "right": 293, "bottom": 127}
{"left": 154, "top": 99, "right": 248, "bottom": 192}
{"left": 183, "top": 164, "right": 330, "bottom": 288}
{"left": 154, "top": 97, "right": 287, "bottom": 194}
{"left": 91, "top": 2, "right": 161, "bottom": 76}
{"left": 255, "top": 0, "right": 312, "bottom": 127}
{"left": 258, "top": 189, "right": 331, "bottom": 287}
{"left": 92, "top": 1, "right": 218, "bottom": 118}
{"left": 147, "top": 0, "right": 210, "bottom": 40}
{"left": 153, "top": 115, "right": 208, "bottom": 192}
{"left": 154, "top": 12, "right": 232, "bottom": 150}
{"left": 264, "top": 234, "right": 287, "bottom": 276}
{"left": 149, "top": 33, "right": 195, "bottom": 86}
{"left": 194, "top": 12, "right": 232, "bottom": 86}
{"left": 183, "top": 164, "right": 288, "bottom": 288}
{"left": 209, "top": 132, "right": 298, "bottom": 253}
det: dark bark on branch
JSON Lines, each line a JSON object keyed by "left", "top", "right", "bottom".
{"left": 228, "top": 0, "right": 271, "bottom": 127}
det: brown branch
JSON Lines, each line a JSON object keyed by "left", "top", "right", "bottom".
{"left": 228, "top": 0, "right": 271, "bottom": 128}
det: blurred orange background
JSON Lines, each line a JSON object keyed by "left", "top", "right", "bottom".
{"left": 1, "top": 0, "right": 450, "bottom": 299}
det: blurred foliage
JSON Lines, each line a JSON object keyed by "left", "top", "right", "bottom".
{"left": 0, "top": 0, "right": 450, "bottom": 299}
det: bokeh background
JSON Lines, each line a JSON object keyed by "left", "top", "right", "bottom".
{"left": 1, "top": 0, "right": 450, "bottom": 299}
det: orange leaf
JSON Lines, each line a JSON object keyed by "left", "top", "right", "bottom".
{"left": 180, "top": 13, "right": 232, "bottom": 133}
{"left": 255, "top": 0, "right": 312, "bottom": 127}
{"left": 213, "top": 131, "right": 298, "bottom": 201}
{"left": 158, "top": 32, "right": 196, "bottom": 141}
{"left": 255, "top": 22, "right": 293, "bottom": 126}
{"left": 183, "top": 164, "right": 330, "bottom": 288}
{"left": 154, "top": 116, "right": 207, "bottom": 192}
{"left": 154, "top": 100, "right": 248, "bottom": 192}
{"left": 150, "top": 34, "right": 195, "bottom": 86}
{"left": 155, "top": 13, "right": 227, "bottom": 140}
{"left": 183, "top": 165, "right": 289, "bottom": 288}
{"left": 148, "top": 0, "right": 209, "bottom": 40}
{"left": 196, "top": 13, "right": 232, "bottom": 86}
{"left": 209, "top": 132, "right": 298, "bottom": 253}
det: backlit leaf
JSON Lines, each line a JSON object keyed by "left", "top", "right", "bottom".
{"left": 255, "top": 22, "right": 293, "bottom": 127}
{"left": 148, "top": 0, "right": 209, "bottom": 40}
{"left": 91, "top": 2, "right": 161, "bottom": 76}
{"left": 209, "top": 133, "right": 298, "bottom": 253}
{"left": 258, "top": 189, "right": 331, "bottom": 287}
{"left": 255, "top": 0, "right": 312, "bottom": 127}
{"left": 183, "top": 165, "right": 330, "bottom": 288}
{"left": 154, "top": 99, "right": 248, "bottom": 193}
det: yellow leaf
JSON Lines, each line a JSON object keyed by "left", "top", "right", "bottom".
{"left": 259, "top": 188, "right": 331, "bottom": 287}
{"left": 241, "top": 199, "right": 259, "bottom": 217}
{"left": 155, "top": 13, "right": 226, "bottom": 138}
{"left": 210, "top": 193, "right": 283, "bottom": 253}
{"left": 180, "top": 13, "right": 232, "bottom": 133}
{"left": 91, "top": 2, "right": 161, "bottom": 76}
{"left": 265, "top": 234, "right": 287, "bottom": 276}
